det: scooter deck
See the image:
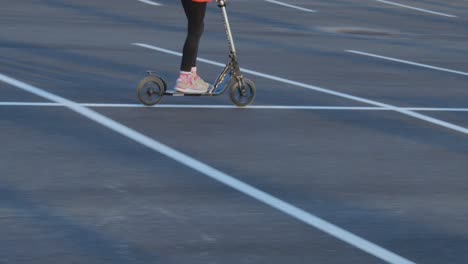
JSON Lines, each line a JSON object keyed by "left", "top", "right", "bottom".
{"left": 164, "top": 90, "right": 219, "bottom": 97}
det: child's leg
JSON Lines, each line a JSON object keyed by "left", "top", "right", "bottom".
{"left": 176, "top": 0, "right": 210, "bottom": 93}
{"left": 180, "top": 0, "right": 207, "bottom": 72}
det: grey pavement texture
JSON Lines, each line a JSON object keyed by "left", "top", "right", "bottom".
{"left": 1, "top": 0, "right": 468, "bottom": 263}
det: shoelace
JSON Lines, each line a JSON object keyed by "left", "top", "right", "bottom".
{"left": 193, "top": 74, "right": 201, "bottom": 81}
{"left": 193, "top": 74, "right": 208, "bottom": 86}
{"left": 180, "top": 75, "right": 194, "bottom": 86}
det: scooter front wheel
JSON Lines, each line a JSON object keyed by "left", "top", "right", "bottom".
{"left": 137, "top": 76, "right": 166, "bottom": 106}
{"left": 229, "top": 78, "right": 256, "bottom": 107}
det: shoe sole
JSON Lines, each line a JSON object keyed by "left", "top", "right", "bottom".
{"left": 175, "top": 86, "right": 207, "bottom": 94}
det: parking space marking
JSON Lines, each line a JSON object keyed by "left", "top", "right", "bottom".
{"left": 1, "top": 102, "right": 468, "bottom": 112}
{"left": 374, "top": 0, "right": 456, "bottom": 18}
{"left": 136, "top": 0, "right": 162, "bottom": 6}
{"left": 264, "top": 0, "right": 316, "bottom": 13}
{"left": 0, "top": 72, "right": 415, "bottom": 264}
{"left": 347, "top": 50, "right": 468, "bottom": 77}
{"left": 134, "top": 43, "right": 468, "bottom": 135}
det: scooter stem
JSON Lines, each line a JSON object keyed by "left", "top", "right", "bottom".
{"left": 217, "top": 0, "right": 237, "bottom": 56}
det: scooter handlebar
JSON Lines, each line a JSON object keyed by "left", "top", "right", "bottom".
{"left": 216, "top": 0, "right": 227, "bottom": 7}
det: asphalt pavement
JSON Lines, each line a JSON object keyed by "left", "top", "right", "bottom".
{"left": 1, "top": 0, "right": 468, "bottom": 263}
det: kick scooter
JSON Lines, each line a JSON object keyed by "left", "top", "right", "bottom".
{"left": 137, "top": 0, "right": 256, "bottom": 107}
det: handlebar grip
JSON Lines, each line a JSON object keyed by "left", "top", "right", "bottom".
{"left": 217, "top": 0, "right": 227, "bottom": 7}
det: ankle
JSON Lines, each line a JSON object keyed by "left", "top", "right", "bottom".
{"left": 191, "top": 67, "right": 200, "bottom": 79}
{"left": 179, "top": 71, "right": 191, "bottom": 80}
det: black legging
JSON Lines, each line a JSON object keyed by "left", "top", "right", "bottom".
{"left": 180, "top": 0, "right": 207, "bottom": 72}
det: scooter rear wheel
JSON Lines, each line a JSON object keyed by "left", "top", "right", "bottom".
{"left": 229, "top": 78, "right": 256, "bottom": 107}
{"left": 137, "top": 76, "right": 166, "bottom": 106}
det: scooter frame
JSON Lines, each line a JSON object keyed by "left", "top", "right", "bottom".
{"left": 137, "top": 0, "right": 255, "bottom": 106}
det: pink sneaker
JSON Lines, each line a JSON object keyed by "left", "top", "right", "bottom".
{"left": 175, "top": 73, "right": 208, "bottom": 94}
{"left": 192, "top": 73, "right": 212, "bottom": 91}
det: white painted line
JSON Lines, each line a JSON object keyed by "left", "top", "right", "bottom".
{"left": 375, "top": 0, "right": 456, "bottom": 18}
{"left": 264, "top": 0, "right": 316, "bottom": 12}
{"left": 347, "top": 50, "right": 468, "bottom": 77}
{"left": 134, "top": 43, "right": 468, "bottom": 135}
{"left": 136, "top": 0, "right": 162, "bottom": 6}
{"left": 0, "top": 102, "right": 61, "bottom": 107}
{"left": 370, "top": 107, "right": 468, "bottom": 112}
{"left": 0, "top": 73, "right": 415, "bottom": 264}
{"left": 2, "top": 102, "right": 468, "bottom": 112}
